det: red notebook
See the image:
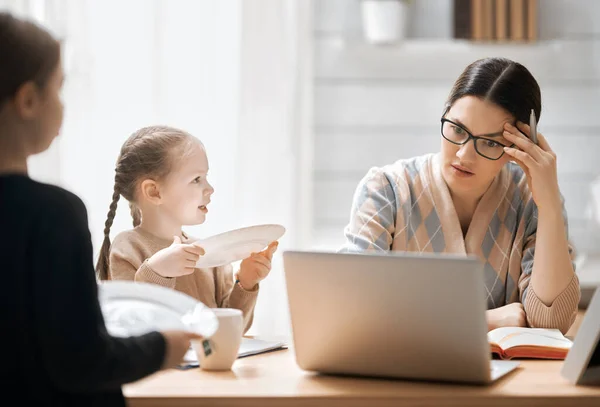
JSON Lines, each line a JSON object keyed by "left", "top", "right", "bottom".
{"left": 488, "top": 327, "right": 573, "bottom": 360}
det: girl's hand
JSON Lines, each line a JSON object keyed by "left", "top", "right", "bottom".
{"left": 147, "top": 236, "right": 205, "bottom": 278}
{"left": 237, "top": 241, "right": 279, "bottom": 290}
{"left": 502, "top": 122, "right": 562, "bottom": 211}
{"left": 486, "top": 303, "right": 527, "bottom": 331}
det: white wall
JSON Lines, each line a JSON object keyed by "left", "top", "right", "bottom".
{"left": 312, "top": 0, "right": 600, "bottom": 254}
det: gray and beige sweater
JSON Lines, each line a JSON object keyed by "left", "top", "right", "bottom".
{"left": 341, "top": 153, "right": 580, "bottom": 334}
{"left": 109, "top": 227, "right": 258, "bottom": 333}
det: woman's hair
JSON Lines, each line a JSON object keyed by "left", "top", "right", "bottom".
{"left": 0, "top": 12, "right": 61, "bottom": 104}
{"left": 95, "top": 125, "right": 197, "bottom": 280}
{"left": 445, "top": 57, "right": 541, "bottom": 124}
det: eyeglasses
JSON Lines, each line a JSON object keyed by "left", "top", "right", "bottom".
{"left": 440, "top": 118, "right": 514, "bottom": 161}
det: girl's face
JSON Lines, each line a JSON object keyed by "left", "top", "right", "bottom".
{"left": 440, "top": 96, "right": 514, "bottom": 200}
{"left": 157, "top": 140, "right": 214, "bottom": 226}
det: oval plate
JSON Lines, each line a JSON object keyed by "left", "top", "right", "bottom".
{"left": 194, "top": 224, "right": 285, "bottom": 268}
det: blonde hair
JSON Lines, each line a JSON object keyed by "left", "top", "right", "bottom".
{"left": 95, "top": 125, "right": 197, "bottom": 280}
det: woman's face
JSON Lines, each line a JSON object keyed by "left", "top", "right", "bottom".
{"left": 34, "top": 59, "right": 64, "bottom": 154}
{"left": 0, "top": 57, "right": 64, "bottom": 157}
{"left": 440, "top": 96, "right": 514, "bottom": 200}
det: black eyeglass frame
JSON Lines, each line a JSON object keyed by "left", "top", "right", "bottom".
{"left": 440, "top": 117, "right": 515, "bottom": 161}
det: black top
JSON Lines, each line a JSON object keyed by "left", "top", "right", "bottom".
{"left": 0, "top": 174, "right": 166, "bottom": 406}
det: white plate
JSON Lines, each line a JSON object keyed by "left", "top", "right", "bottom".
{"left": 98, "top": 281, "right": 219, "bottom": 338}
{"left": 193, "top": 224, "right": 285, "bottom": 268}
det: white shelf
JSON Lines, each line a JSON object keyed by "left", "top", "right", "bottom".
{"left": 315, "top": 38, "right": 600, "bottom": 83}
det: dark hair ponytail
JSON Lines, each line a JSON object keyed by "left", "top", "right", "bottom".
{"left": 445, "top": 57, "right": 541, "bottom": 124}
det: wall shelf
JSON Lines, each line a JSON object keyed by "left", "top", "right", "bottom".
{"left": 315, "top": 38, "right": 600, "bottom": 83}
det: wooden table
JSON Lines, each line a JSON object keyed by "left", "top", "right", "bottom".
{"left": 124, "top": 312, "right": 600, "bottom": 407}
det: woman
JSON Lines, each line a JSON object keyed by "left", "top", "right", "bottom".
{"left": 0, "top": 12, "right": 197, "bottom": 405}
{"left": 341, "top": 57, "right": 580, "bottom": 334}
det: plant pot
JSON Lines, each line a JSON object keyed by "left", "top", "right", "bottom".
{"left": 361, "top": 0, "right": 409, "bottom": 45}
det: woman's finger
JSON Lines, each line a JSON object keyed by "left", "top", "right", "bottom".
{"left": 503, "top": 147, "right": 538, "bottom": 169}
{"left": 514, "top": 121, "right": 533, "bottom": 141}
{"left": 516, "top": 121, "right": 554, "bottom": 155}
{"left": 503, "top": 127, "right": 543, "bottom": 162}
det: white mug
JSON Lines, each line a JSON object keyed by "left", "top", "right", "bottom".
{"left": 192, "top": 308, "right": 243, "bottom": 371}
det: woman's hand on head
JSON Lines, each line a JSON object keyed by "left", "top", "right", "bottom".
{"left": 147, "top": 236, "right": 205, "bottom": 278}
{"left": 237, "top": 241, "right": 279, "bottom": 290}
{"left": 502, "top": 122, "right": 562, "bottom": 212}
{"left": 486, "top": 302, "right": 527, "bottom": 331}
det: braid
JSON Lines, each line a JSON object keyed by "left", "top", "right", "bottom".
{"left": 104, "top": 186, "right": 120, "bottom": 237}
{"left": 129, "top": 202, "right": 141, "bottom": 227}
{"left": 95, "top": 184, "right": 120, "bottom": 280}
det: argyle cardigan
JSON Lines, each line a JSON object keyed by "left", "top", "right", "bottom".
{"left": 341, "top": 153, "right": 580, "bottom": 334}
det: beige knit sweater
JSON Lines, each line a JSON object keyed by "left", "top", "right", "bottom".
{"left": 108, "top": 227, "right": 258, "bottom": 333}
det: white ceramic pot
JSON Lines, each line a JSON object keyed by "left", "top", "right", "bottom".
{"left": 361, "top": 0, "right": 409, "bottom": 44}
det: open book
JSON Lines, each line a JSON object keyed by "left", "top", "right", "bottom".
{"left": 488, "top": 327, "right": 573, "bottom": 360}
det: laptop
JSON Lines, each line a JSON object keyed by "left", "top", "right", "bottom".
{"left": 283, "top": 250, "right": 520, "bottom": 385}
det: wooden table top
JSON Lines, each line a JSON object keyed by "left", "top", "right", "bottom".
{"left": 124, "top": 311, "right": 599, "bottom": 407}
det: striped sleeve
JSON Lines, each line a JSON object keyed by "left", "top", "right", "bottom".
{"left": 339, "top": 167, "right": 399, "bottom": 253}
{"left": 518, "top": 198, "right": 580, "bottom": 334}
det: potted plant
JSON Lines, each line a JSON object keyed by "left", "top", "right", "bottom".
{"left": 361, "top": 0, "right": 411, "bottom": 44}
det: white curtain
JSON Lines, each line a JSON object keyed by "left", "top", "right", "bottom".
{"left": 1, "top": 0, "right": 314, "bottom": 338}
{"left": 236, "top": 0, "right": 314, "bottom": 337}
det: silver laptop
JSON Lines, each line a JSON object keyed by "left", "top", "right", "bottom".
{"left": 283, "top": 250, "right": 520, "bottom": 385}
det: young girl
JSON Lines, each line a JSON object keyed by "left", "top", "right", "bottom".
{"left": 0, "top": 12, "right": 196, "bottom": 405}
{"left": 342, "top": 57, "right": 580, "bottom": 334}
{"left": 95, "top": 125, "right": 278, "bottom": 333}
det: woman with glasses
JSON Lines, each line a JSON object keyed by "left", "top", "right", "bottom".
{"left": 341, "top": 57, "right": 580, "bottom": 334}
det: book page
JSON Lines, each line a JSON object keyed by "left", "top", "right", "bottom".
{"left": 488, "top": 327, "right": 572, "bottom": 351}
